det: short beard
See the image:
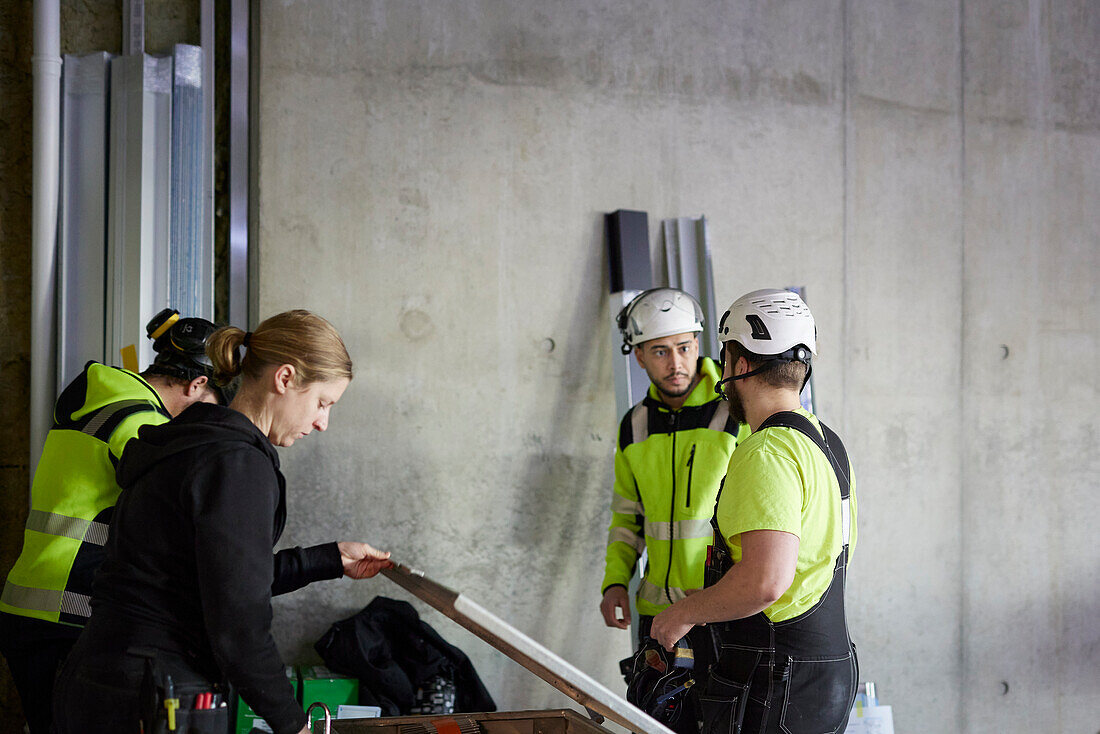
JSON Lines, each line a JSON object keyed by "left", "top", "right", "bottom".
{"left": 726, "top": 381, "right": 747, "bottom": 426}
{"left": 656, "top": 379, "right": 693, "bottom": 401}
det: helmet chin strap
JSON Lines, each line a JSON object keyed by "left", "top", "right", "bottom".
{"left": 715, "top": 345, "right": 814, "bottom": 397}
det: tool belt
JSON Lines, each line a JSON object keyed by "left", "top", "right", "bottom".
{"left": 621, "top": 635, "right": 704, "bottom": 734}
{"left": 136, "top": 648, "right": 229, "bottom": 734}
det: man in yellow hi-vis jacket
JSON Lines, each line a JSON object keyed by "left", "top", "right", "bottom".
{"left": 0, "top": 309, "right": 229, "bottom": 734}
{"left": 600, "top": 288, "right": 749, "bottom": 647}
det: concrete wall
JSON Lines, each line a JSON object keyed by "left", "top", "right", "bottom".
{"left": 254, "top": 2, "right": 1100, "bottom": 732}
{"left": 961, "top": 2, "right": 1100, "bottom": 730}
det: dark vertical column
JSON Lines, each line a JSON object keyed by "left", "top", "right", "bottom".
{"left": 607, "top": 209, "right": 652, "bottom": 293}
{"left": 606, "top": 209, "right": 654, "bottom": 412}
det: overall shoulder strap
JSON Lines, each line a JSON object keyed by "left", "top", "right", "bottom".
{"left": 757, "top": 411, "right": 852, "bottom": 553}
{"left": 756, "top": 411, "right": 849, "bottom": 500}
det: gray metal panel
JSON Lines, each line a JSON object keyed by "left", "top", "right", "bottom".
{"left": 58, "top": 52, "right": 110, "bottom": 385}
{"left": 169, "top": 44, "right": 212, "bottom": 320}
{"left": 228, "top": 0, "right": 250, "bottom": 328}
{"left": 662, "top": 216, "right": 719, "bottom": 360}
{"left": 696, "top": 217, "right": 719, "bottom": 360}
{"left": 30, "top": 0, "right": 62, "bottom": 483}
{"left": 200, "top": 0, "right": 216, "bottom": 319}
{"left": 107, "top": 54, "right": 173, "bottom": 370}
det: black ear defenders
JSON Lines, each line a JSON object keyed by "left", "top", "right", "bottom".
{"left": 616, "top": 289, "right": 658, "bottom": 354}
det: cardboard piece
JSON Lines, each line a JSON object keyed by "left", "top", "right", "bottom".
{"left": 381, "top": 563, "right": 676, "bottom": 734}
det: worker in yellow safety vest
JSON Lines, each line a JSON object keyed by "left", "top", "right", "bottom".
{"left": 600, "top": 288, "right": 749, "bottom": 652}
{"left": 0, "top": 308, "right": 231, "bottom": 734}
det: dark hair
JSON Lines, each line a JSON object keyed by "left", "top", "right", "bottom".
{"left": 726, "top": 341, "right": 808, "bottom": 391}
{"left": 139, "top": 371, "right": 191, "bottom": 389}
{"left": 206, "top": 310, "right": 353, "bottom": 388}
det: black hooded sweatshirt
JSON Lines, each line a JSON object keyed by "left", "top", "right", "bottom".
{"left": 96, "top": 402, "right": 343, "bottom": 734}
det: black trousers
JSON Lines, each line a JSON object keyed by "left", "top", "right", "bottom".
{"left": 0, "top": 612, "right": 82, "bottom": 734}
{"left": 53, "top": 615, "right": 228, "bottom": 734}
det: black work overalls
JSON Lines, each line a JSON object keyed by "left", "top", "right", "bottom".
{"left": 695, "top": 412, "right": 857, "bottom": 734}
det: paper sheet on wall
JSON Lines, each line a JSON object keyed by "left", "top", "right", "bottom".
{"left": 846, "top": 704, "right": 895, "bottom": 734}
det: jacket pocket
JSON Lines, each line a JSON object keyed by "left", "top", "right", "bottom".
{"left": 778, "top": 652, "right": 856, "bottom": 734}
{"left": 685, "top": 444, "right": 697, "bottom": 507}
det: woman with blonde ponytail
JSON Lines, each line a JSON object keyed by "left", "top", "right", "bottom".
{"left": 55, "top": 311, "right": 391, "bottom": 734}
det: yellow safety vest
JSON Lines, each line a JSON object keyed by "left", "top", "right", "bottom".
{"left": 602, "top": 357, "right": 749, "bottom": 616}
{"left": 0, "top": 363, "right": 170, "bottom": 625}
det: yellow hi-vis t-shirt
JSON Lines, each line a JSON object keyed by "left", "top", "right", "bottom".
{"left": 715, "top": 408, "right": 857, "bottom": 623}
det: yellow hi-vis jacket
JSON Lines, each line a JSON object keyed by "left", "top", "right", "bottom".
{"left": 0, "top": 362, "right": 170, "bottom": 626}
{"left": 601, "top": 357, "right": 749, "bottom": 616}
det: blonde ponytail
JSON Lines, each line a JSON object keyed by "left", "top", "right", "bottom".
{"left": 206, "top": 326, "right": 249, "bottom": 385}
{"left": 206, "top": 310, "right": 352, "bottom": 389}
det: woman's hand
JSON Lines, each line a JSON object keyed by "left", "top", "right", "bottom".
{"left": 337, "top": 541, "right": 394, "bottom": 579}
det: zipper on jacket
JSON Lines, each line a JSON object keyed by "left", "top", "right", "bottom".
{"left": 665, "top": 412, "right": 677, "bottom": 605}
{"left": 686, "top": 443, "right": 697, "bottom": 508}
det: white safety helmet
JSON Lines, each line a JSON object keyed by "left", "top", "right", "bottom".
{"left": 617, "top": 288, "right": 704, "bottom": 354}
{"left": 717, "top": 288, "right": 816, "bottom": 358}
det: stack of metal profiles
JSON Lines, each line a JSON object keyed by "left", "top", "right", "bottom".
{"left": 169, "top": 44, "right": 212, "bottom": 322}
{"left": 662, "top": 216, "right": 719, "bottom": 362}
{"left": 57, "top": 44, "right": 211, "bottom": 377}
{"left": 106, "top": 52, "right": 171, "bottom": 370}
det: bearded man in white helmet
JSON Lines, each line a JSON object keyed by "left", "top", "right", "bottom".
{"left": 599, "top": 288, "right": 749, "bottom": 664}
{"left": 651, "top": 288, "right": 858, "bottom": 734}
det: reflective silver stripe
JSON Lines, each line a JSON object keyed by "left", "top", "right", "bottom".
{"left": 842, "top": 497, "right": 851, "bottom": 546}
{"left": 0, "top": 583, "right": 93, "bottom": 620}
{"left": 638, "top": 578, "right": 697, "bottom": 607}
{"left": 708, "top": 400, "right": 731, "bottom": 431}
{"left": 60, "top": 591, "right": 92, "bottom": 619}
{"left": 1, "top": 581, "right": 63, "bottom": 614}
{"left": 80, "top": 399, "right": 153, "bottom": 437}
{"left": 608, "top": 526, "right": 646, "bottom": 555}
{"left": 24, "top": 510, "right": 109, "bottom": 546}
{"left": 26, "top": 510, "right": 90, "bottom": 540}
{"left": 84, "top": 521, "right": 109, "bottom": 546}
{"left": 643, "top": 518, "right": 713, "bottom": 541}
{"left": 610, "top": 494, "right": 643, "bottom": 515}
{"left": 631, "top": 403, "right": 649, "bottom": 444}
